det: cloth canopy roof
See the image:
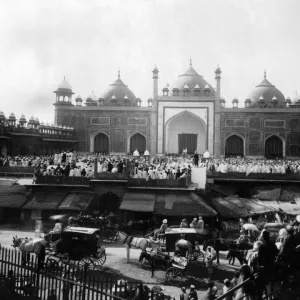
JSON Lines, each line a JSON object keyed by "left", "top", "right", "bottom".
{"left": 155, "top": 192, "right": 217, "bottom": 217}
{"left": 58, "top": 192, "right": 94, "bottom": 211}
{"left": 212, "top": 196, "right": 275, "bottom": 218}
{"left": 119, "top": 193, "right": 156, "bottom": 212}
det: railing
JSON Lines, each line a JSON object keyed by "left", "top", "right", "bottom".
{"left": 0, "top": 247, "right": 172, "bottom": 300}
{"left": 94, "top": 172, "right": 129, "bottom": 180}
{"left": 207, "top": 171, "right": 300, "bottom": 181}
{"left": 36, "top": 175, "right": 90, "bottom": 185}
{"left": 128, "top": 176, "right": 191, "bottom": 187}
{"left": 0, "top": 166, "right": 35, "bottom": 176}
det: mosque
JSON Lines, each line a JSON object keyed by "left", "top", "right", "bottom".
{"left": 1, "top": 59, "right": 300, "bottom": 158}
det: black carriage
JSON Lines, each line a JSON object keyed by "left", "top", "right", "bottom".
{"left": 47, "top": 227, "right": 106, "bottom": 269}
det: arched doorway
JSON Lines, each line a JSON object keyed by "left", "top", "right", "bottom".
{"left": 225, "top": 135, "right": 244, "bottom": 157}
{"left": 165, "top": 111, "right": 206, "bottom": 154}
{"left": 94, "top": 133, "right": 109, "bottom": 154}
{"left": 265, "top": 135, "right": 283, "bottom": 158}
{"left": 130, "top": 133, "right": 146, "bottom": 153}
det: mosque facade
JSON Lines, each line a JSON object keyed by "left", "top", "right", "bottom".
{"left": 1, "top": 60, "right": 300, "bottom": 158}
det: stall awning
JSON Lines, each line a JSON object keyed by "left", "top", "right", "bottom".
{"left": 155, "top": 192, "right": 217, "bottom": 217}
{"left": 263, "top": 199, "right": 300, "bottom": 216}
{"left": 23, "top": 192, "right": 65, "bottom": 210}
{"left": 119, "top": 193, "right": 156, "bottom": 212}
{"left": 0, "top": 192, "right": 27, "bottom": 208}
{"left": 58, "top": 192, "right": 94, "bottom": 211}
{"left": 212, "top": 196, "right": 275, "bottom": 218}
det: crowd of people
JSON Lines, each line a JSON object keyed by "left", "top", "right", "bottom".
{"left": 4, "top": 152, "right": 300, "bottom": 181}
{"left": 206, "top": 157, "right": 300, "bottom": 175}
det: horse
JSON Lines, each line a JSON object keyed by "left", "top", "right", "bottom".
{"left": 227, "top": 249, "right": 248, "bottom": 265}
{"left": 139, "top": 250, "right": 171, "bottom": 269}
{"left": 119, "top": 231, "right": 160, "bottom": 263}
{"left": 12, "top": 236, "right": 46, "bottom": 270}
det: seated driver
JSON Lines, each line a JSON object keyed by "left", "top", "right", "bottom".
{"left": 153, "top": 219, "right": 168, "bottom": 240}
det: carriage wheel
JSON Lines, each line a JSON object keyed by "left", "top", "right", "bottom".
{"left": 103, "top": 230, "right": 114, "bottom": 243}
{"left": 165, "top": 267, "right": 183, "bottom": 285}
{"left": 59, "top": 253, "right": 70, "bottom": 264}
{"left": 78, "top": 257, "right": 95, "bottom": 270}
{"left": 93, "top": 251, "right": 106, "bottom": 268}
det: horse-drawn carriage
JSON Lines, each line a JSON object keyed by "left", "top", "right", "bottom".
{"left": 46, "top": 227, "right": 106, "bottom": 269}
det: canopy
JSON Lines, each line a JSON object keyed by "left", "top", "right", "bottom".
{"left": 263, "top": 199, "right": 300, "bottom": 216}
{"left": 212, "top": 196, "right": 275, "bottom": 218}
{"left": 155, "top": 192, "right": 217, "bottom": 217}
{"left": 58, "top": 192, "right": 94, "bottom": 211}
{"left": 119, "top": 193, "right": 156, "bottom": 212}
{"left": 23, "top": 192, "right": 65, "bottom": 210}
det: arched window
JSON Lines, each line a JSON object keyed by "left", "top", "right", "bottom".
{"left": 130, "top": 133, "right": 146, "bottom": 153}
{"left": 94, "top": 133, "right": 109, "bottom": 154}
{"left": 225, "top": 135, "right": 244, "bottom": 157}
{"left": 265, "top": 135, "right": 283, "bottom": 158}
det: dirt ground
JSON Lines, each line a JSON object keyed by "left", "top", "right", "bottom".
{"left": 0, "top": 226, "right": 239, "bottom": 299}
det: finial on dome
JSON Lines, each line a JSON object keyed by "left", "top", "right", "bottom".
{"left": 189, "top": 56, "right": 192, "bottom": 67}
{"left": 118, "top": 69, "right": 120, "bottom": 78}
{"left": 264, "top": 69, "right": 266, "bottom": 79}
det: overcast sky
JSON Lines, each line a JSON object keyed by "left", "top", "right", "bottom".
{"left": 0, "top": 0, "right": 300, "bottom": 123}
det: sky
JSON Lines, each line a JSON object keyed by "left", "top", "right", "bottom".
{"left": 0, "top": 0, "right": 300, "bottom": 123}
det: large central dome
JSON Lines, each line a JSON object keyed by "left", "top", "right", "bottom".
{"left": 171, "top": 60, "right": 215, "bottom": 97}
{"left": 247, "top": 72, "right": 285, "bottom": 108}
{"left": 99, "top": 71, "right": 137, "bottom": 106}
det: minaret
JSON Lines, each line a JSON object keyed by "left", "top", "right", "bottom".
{"left": 215, "top": 65, "right": 222, "bottom": 100}
{"left": 152, "top": 65, "right": 159, "bottom": 99}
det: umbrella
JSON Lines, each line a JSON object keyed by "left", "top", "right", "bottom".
{"left": 50, "top": 214, "right": 68, "bottom": 221}
{"left": 297, "top": 215, "right": 300, "bottom": 222}
{"left": 243, "top": 223, "right": 259, "bottom": 232}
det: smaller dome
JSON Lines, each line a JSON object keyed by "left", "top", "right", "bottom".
{"left": 215, "top": 65, "right": 222, "bottom": 74}
{"left": 19, "top": 114, "right": 26, "bottom": 121}
{"left": 40, "top": 122, "right": 45, "bottom": 127}
{"left": 59, "top": 125, "right": 63, "bottom": 129}
{"left": 35, "top": 117, "right": 39, "bottom": 123}
{"left": 57, "top": 77, "right": 72, "bottom": 91}
{"left": 63, "top": 126, "right": 67, "bottom": 129}
{"left": 45, "top": 122, "right": 50, "bottom": 127}
{"left": 87, "top": 91, "right": 97, "bottom": 101}
{"left": 29, "top": 116, "right": 35, "bottom": 123}
{"left": 0, "top": 111, "right": 6, "bottom": 119}
{"left": 259, "top": 95, "right": 264, "bottom": 101}
{"left": 9, "top": 113, "right": 16, "bottom": 120}
{"left": 75, "top": 95, "right": 83, "bottom": 101}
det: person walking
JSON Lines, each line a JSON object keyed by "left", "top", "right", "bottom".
{"left": 213, "top": 230, "right": 221, "bottom": 265}
{"left": 180, "top": 287, "right": 189, "bottom": 300}
{"left": 188, "top": 285, "right": 198, "bottom": 300}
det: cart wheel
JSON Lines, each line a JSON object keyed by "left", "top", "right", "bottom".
{"left": 103, "top": 230, "right": 114, "bottom": 243}
{"left": 59, "top": 253, "right": 70, "bottom": 264}
{"left": 78, "top": 257, "right": 95, "bottom": 270}
{"left": 165, "top": 267, "right": 183, "bottom": 285}
{"left": 93, "top": 251, "right": 106, "bottom": 268}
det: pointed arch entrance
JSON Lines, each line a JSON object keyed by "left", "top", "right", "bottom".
{"left": 165, "top": 111, "right": 206, "bottom": 154}
{"left": 225, "top": 134, "right": 244, "bottom": 157}
{"left": 130, "top": 133, "right": 146, "bottom": 153}
{"left": 94, "top": 132, "right": 109, "bottom": 154}
{"left": 265, "top": 135, "right": 283, "bottom": 158}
